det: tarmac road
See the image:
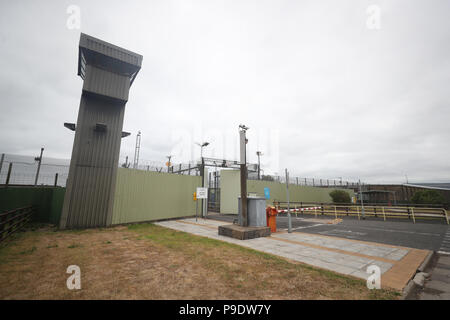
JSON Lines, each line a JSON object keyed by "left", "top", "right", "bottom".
{"left": 276, "top": 214, "right": 449, "bottom": 252}
{"left": 207, "top": 212, "right": 449, "bottom": 252}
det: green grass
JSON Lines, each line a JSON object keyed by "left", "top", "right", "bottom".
{"left": 19, "top": 246, "right": 37, "bottom": 255}
{"left": 127, "top": 223, "right": 400, "bottom": 300}
{"left": 67, "top": 243, "right": 82, "bottom": 249}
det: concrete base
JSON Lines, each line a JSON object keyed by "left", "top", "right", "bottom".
{"left": 218, "top": 224, "right": 271, "bottom": 240}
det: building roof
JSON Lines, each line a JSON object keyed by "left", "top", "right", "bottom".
{"left": 403, "top": 183, "right": 450, "bottom": 191}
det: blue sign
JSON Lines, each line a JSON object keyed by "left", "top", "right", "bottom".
{"left": 264, "top": 187, "right": 270, "bottom": 199}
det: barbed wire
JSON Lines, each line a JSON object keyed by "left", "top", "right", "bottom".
{"left": 0, "top": 153, "right": 360, "bottom": 187}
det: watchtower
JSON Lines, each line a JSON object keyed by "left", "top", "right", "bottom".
{"left": 59, "top": 33, "right": 142, "bottom": 229}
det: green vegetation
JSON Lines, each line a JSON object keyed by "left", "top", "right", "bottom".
{"left": 329, "top": 190, "right": 351, "bottom": 203}
{"left": 411, "top": 190, "right": 444, "bottom": 205}
{"left": 67, "top": 243, "right": 82, "bottom": 249}
{"left": 19, "top": 246, "right": 36, "bottom": 255}
{"left": 127, "top": 223, "right": 400, "bottom": 300}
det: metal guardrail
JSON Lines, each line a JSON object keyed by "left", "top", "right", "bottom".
{"left": 0, "top": 206, "right": 34, "bottom": 243}
{"left": 273, "top": 201, "right": 449, "bottom": 224}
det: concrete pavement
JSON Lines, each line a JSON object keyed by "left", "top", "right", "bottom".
{"left": 156, "top": 217, "right": 429, "bottom": 292}
{"left": 416, "top": 254, "right": 450, "bottom": 300}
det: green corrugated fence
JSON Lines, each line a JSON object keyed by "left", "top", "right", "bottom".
{"left": 111, "top": 168, "right": 202, "bottom": 224}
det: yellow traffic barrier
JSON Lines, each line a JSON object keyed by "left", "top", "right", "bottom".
{"left": 410, "top": 207, "right": 416, "bottom": 224}
{"left": 273, "top": 202, "right": 448, "bottom": 224}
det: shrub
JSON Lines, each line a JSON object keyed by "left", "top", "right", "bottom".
{"left": 410, "top": 190, "right": 444, "bottom": 205}
{"left": 329, "top": 190, "right": 351, "bottom": 203}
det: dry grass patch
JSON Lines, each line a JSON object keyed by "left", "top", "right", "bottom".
{"left": 0, "top": 223, "right": 400, "bottom": 300}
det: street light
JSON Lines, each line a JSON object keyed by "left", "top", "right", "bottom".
{"left": 195, "top": 142, "right": 209, "bottom": 159}
{"left": 166, "top": 155, "right": 173, "bottom": 173}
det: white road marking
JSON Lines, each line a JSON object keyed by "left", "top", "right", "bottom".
{"left": 337, "top": 225, "right": 441, "bottom": 237}
{"left": 319, "top": 229, "right": 368, "bottom": 237}
{"left": 438, "top": 229, "right": 450, "bottom": 253}
{"left": 291, "top": 223, "right": 325, "bottom": 230}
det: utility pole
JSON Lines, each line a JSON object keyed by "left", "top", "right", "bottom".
{"left": 239, "top": 124, "right": 249, "bottom": 227}
{"left": 256, "top": 151, "right": 263, "bottom": 180}
{"left": 286, "top": 168, "right": 292, "bottom": 233}
{"left": 34, "top": 147, "right": 44, "bottom": 186}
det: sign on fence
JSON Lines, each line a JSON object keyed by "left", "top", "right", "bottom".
{"left": 264, "top": 187, "right": 270, "bottom": 200}
{"left": 196, "top": 187, "right": 208, "bottom": 199}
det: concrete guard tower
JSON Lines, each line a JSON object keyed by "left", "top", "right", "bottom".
{"left": 59, "top": 33, "right": 142, "bottom": 229}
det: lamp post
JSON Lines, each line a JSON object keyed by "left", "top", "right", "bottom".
{"left": 166, "top": 155, "right": 173, "bottom": 173}
{"left": 256, "top": 151, "right": 263, "bottom": 180}
{"left": 196, "top": 142, "right": 209, "bottom": 160}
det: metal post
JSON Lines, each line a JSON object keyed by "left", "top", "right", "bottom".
{"left": 5, "top": 162, "right": 13, "bottom": 188}
{"left": 201, "top": 157, "right": 205, "bottom": 218}
{"left": 359, "top": 179, "right": 365, "bottom": 219}
{"left": 239, "top": 126, "right": 248, "bottom": 227}
{"left": 296, "top": 177, "right": 298, "bottom": 185}
{"left": 167, "top": 155, "right": 172, "bottom": 173}
{"left": 54, "top": 173, "right": 59, "bottom": 187}
{"left": 286, "top": 168, "right": 292, "bottom": 233}
{"left": 0, "top": 153, "right": 4, "bottom": 176}
{"left": 382, "top": 206, "right": 386, "bottom": 221}
{"left": 34, "top": 147, "right": 44, "bottom": 186}
{"left": 195, "top": 197, "right": 198, "bottom": 222}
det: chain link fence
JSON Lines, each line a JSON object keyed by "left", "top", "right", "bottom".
{"left": 247, "top": 171, "right": 359, "bottom": 189}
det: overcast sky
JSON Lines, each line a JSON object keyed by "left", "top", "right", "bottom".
{"left": 0, "top": 0, "right": 449, "bottom": 183}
